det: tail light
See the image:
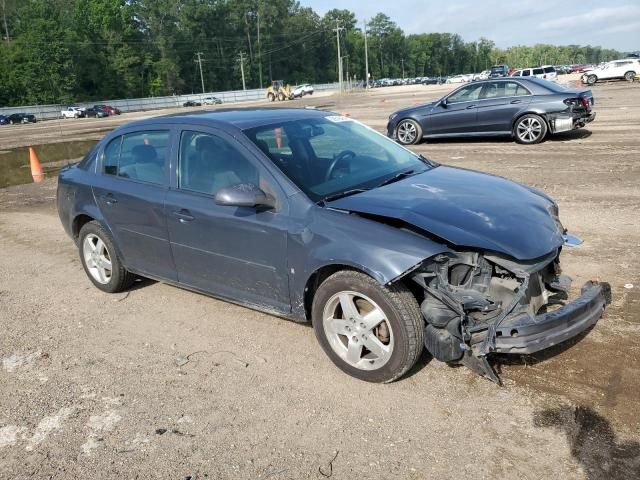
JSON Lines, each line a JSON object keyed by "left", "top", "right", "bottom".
{"left": 580, "top": 97, "right": 591, "bottom": 109}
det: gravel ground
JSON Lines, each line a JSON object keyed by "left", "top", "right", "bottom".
{"left": 1, "top": 77, "right": 639, "bottom": 479}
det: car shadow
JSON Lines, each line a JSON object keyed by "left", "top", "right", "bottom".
{"left": 533, "top": 406, "right": 640, "bottom": 479}
{"left": 402, "top": 351, "right": 434, "bottom": 379}
{"left": 548, "top": 129, "right": 593, "bottom": 142}
{"left": 129, "top": 277, "right": 157, "bottom": 291}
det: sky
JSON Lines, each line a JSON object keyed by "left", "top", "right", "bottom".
{"left": 303, "top": 0, "right": 640, "bottom": 52}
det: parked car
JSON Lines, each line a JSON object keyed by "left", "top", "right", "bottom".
{"left": 582, "top": 58, "right": 640, "bottom": 84}
{"left": 292, "top": 84, "right": 314, "bottom": 98}
{"left": 56, "top": 108, "right": 608, "bottom": 384}
{"left": 387, "top": 77, "right": 595, "bottom": 145}
{"left": 0, "top": 115, "right": 8, "bottom": 125}
{"left": 183, "top": 100, "right": 202, "bottom": 107}
{"left": 7, "top": 113, "right": 36, "bottom": 124}
{"left": 203, "top": 96, "right": 223, "bottom": 105}
{"left": 85, "top": 106, "right": 109, "bottom": 118}
{"left": 511, "top": 65, "right": 557, "bottom": 81}
{"left": 446, "top": 75, "right": 468, "bottom": 84}
{"left": 94, "top": 105, "right": 121, "bottom": 115}
{"left": 61, "top": 106, "right": 86, "bottom": 119}
{"left": 489, "top": 64, "right": 509, "bottom": 78}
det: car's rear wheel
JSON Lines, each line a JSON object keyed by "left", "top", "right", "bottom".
{"left": 312, "top": 270, "right": 424, "bottom": 383}
{"left": 267, "top": 93, "right": 275, "bottom": 102}
{"left": 585, "top": 74, "right": 597, "bottom": 85}
{"left": 514, "top": 114, "right": 547, "bottom": 145}
{"left": 624, "top": 71, "right": 635, "bottom": 82}
{"left": 395, "top": 119, "right": 422, "bottom": 145}
{"left": 79, "top": 221, "right": 135, "bottom": 293}
{"left": 277, "top": 92, "right": 285, "bottom": 101}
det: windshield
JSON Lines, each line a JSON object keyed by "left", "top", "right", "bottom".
{"left": 244, "top": 116, "right": 434, "bottom": 203}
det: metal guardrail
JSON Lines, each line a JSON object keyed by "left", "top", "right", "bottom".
{"left": 0, "top": 83, "right": 341, "bottom": 121}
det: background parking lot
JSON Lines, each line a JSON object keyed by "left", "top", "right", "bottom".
{"left": 1, "top": 80, "right": 639, "bottom": 479}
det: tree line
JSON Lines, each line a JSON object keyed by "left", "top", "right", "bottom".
{"left": 0, "top": 0, "right": 625, "bottom": 107}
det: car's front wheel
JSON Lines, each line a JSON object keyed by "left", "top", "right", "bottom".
{"left": 312, "top": 270, "right": 424, "bottom": 383}
{"left": 395, "top": 119, "right": 422, "bottom": 145}
{"left": 585, "top": 74, "right": 597, "bottom": 85}
{"left": 514, "top": 114, "right": 548, "bottom": 145}
{"left": 79, "top": 221, "right": 135, "bottom": 293}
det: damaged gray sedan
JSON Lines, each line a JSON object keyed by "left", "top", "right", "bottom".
{"left": 57, "top": 108, "right": 608, "bottom": 384}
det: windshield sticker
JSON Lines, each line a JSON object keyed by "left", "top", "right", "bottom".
{"left": 325, "top": 115, "right": 353, "bottom": 123}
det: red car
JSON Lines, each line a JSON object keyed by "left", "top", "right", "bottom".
{"left": 93, "top": 105, "right": 121, "bottom": 116}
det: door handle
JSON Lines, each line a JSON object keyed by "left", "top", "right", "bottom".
{"left": 466, "top": 104, "right": 476, "bottom": 109}
{"left": 101, "top": 194, "right": 117, "bottom": 205}
{"left": 510, "top": 99, "right": 522, "bottom": 104}
{"left": 172, "top": 209, "right": 194, "bottom": 223}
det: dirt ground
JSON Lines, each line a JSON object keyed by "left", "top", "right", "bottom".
{"left": 1, "top": 77, "right": 639, "bottom": 479}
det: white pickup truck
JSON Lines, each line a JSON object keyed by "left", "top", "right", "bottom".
{"left": 60, "top": 106, "right": 85, "bottom": 119}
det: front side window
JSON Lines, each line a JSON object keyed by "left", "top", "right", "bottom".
{"left": 447, "top": 84, "right": 484, "bottom": 103}
{"left": 102, "top": 130, "right": 169, "bottom": 185}
{"left": 522, "top": 69, "right": 531, "bottom": 76}
{"left": 244, "top": 116, "right": 433, "bottom": 203}
{"left": 179, "top": 131, "right": 259, "bottom": 196}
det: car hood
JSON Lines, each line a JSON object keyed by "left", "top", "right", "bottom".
{"left": 326, "top": 166, "right": 564, "bottom": 260}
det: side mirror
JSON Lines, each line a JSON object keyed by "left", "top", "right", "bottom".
{"left": 215, "top": 183, "right": 275, "bottom": 209}
{"left": 439, "top": 98, "right": 448, "bottom": 108}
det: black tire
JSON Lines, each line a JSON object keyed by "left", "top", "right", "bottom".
{"left": 78, "top": 221, "right": 135, "bottom": 293}
{"left": 277, "top": 92, "right": 285, "bottom": 101}
{"left": 513, "top": 114, "right": 548, "bottom": 145}
{"left": 624, "top": 71, "right": 635, "bottom": 82}
{"left": 395, "top": 119, "right": 423, "bottom": 145}
{"left": 311, "top": 270, "right": 424, "bottom": 383}
{"left": 267, "top": 93, "right": 275, "bottom": 102}
{"left": 585, "top": 74, "right": 597, "bottom": 85}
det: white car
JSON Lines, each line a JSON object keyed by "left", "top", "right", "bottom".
{"left": 203, "top": 96, "right": 222, "bottom": 105}
{"left": 511, "top": 66, "right": 557, "bottom": 81}
{"left": 582, "top": 58, "right": 640, "bottom": 84}
{"left": 60, "top": 106, "right": 85, "bottom": 119}
{"left": 292, "top": 84, "right": 314, "bottom": 98}
{"left": 446, "top": 75, "right": 468, "bottom": 84}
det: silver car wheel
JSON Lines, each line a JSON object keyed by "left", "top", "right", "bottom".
{"left": 397, "top": 121, "right": 417, "bottom": 144}
{"left": 322, "top": 291, "right": 394, "bottom": 370}
{"left": 517, "top": 117, "right": 543, "bottom": 142}
{"left": 82, "top": 233, "right": 113, "bottom": 285}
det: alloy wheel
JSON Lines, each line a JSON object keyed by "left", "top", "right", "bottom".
{"left": 517, "top": 117, "right": 543, "bottom": 143}
{"left": 82, "top": 233, "right": 113, "bottom": 285}
{"left": 397, "top": 121, "right": 417, "bottom": 144}
{"left": 322, "top": 291, "right": 394, "bottom": 370}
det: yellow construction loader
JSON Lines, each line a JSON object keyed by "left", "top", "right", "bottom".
{"left": 266, "top": 80, "right": 294, "bottom": 101}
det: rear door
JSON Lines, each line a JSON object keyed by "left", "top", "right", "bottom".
{"left": 165, "top": 127, "right": 290, "bottom": 311}
{"left": 427, "top": 83, "right": 484, "bottom": 135}
{"left": 92, "top": 128, "right": 176, "bottom": 280}
{"left": 475, "top": 81, "right": 533, "bottom": 133}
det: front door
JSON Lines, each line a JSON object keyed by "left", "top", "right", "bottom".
{"left": 165, "top": 128, "right": 290, "bottom": 312}
{"left": 427, "top": 83, "right": 484, "bottom": 135}
{"left": 92, "top": 129, "right": 176, "bottom": 280}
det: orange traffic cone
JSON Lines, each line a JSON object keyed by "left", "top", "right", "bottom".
{"left": 29, "top": 147, "right": 44, "bottom": 183}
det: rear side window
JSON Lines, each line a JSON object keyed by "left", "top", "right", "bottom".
{"left": 543, "top": 66, "right": 555, "bottom": 73}
{"left": 521, "top": 69, "right": 531, "bottom": 76}
{"left": 533, "top": 68, "right": 544, "bottom": 75}
{"left": 102, "top": 130, "right": 169, "bottom": 185}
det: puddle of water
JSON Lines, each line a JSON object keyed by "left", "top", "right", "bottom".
{"left": 0, "top": 140, "right": 97, "bottom": 189}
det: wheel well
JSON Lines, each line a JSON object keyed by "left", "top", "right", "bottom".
{"left": 72, "top": 214, "right": 94, "bottom": 239}
{"left": 303, "top": 265, "right": 363, "bottom": 321}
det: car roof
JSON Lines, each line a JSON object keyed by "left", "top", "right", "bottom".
{"left": 120, "top": 108, "right": 332, "bottom": 131}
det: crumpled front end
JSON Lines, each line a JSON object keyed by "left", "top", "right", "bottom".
{"left": 412, "top": 246, "right": 608, "bottom": 383}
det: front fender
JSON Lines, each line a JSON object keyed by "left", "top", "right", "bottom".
{"left": 288, "top": 203, "right": 451, "bottom": 317}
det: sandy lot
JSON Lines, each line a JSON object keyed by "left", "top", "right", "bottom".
{"left": 1, "top": 78, "right": 639, "bottom": 479}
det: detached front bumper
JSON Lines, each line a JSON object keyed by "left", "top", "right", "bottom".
{"left": 493, "top": 281, "right": 607, "bottom": 354}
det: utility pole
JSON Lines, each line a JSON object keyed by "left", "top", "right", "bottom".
{"left": 194, "top": 52, "right": 206, "bottom": 94}
{"left": 401, "top": 58, "right": 405, "bottom": 79}
{"left": 334, "top": 20, "right": 343, "bottom": 92}
{"left": 364, "top": 19, "right": 369, "bottom": 87}
{"left": 257, "top": 9, "right": 263, "bottom": 88}
{"left": 238, "top": 52, "right": 247, "bottom": 90}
